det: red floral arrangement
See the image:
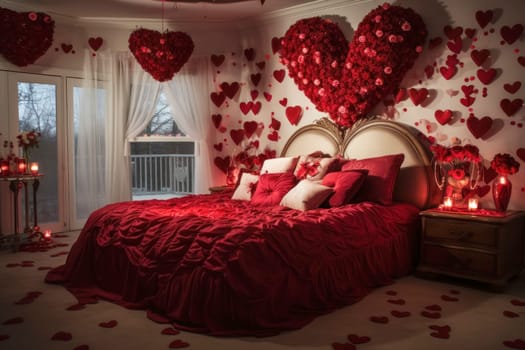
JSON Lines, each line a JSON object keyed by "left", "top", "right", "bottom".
{"left": 232, "top": 141, "right": 276, "bottom": 174}
{"left": 431, "top": 143, "right": 482, "bottom": 200}
{"left": 128, "top": 28, "right": 194, "bottom": 82}
{"left": 227, "top": 142, "right": 276, "bottom": 185}
{"left": 279, "top": 3, "right": 427, "bottom": 127}
{"left": 0, "top": 7, "right": 54, "bottom": 67}
{"left": 431, "top": 144, "right": 481, "bottom": 164}
{"left": 491, "top": 153, "right": 520, "bottom": 176}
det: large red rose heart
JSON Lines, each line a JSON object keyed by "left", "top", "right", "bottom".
{"left": 0, "top": 8, "right": 55, "bottom": 67}
{"left": 128, "top": 28, "right": 194, "bottom": 82}
{"left": 279, "top": 4, "right": 427, "bottom": 127}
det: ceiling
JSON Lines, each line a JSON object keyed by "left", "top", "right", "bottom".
{"left": 4, "top": 0, "right": 320, "bottom": 21}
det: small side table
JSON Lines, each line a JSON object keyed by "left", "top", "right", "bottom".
{"left": 0, "top": 174, "right": 43, "bottom": 250}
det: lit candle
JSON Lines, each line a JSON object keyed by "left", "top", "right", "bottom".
{"left": 468, "top": 198, "right": 479, "bottom": 211}
{"left": 30, "top": 162, "right": 39, "bottom": 175}
{"left": 443, "top": 197, "right": 453, "bottom": 208}
{"left": 43, "top": 229, "right": 52, "bottom": 240}
{"left": 0, "top": 160, "right": 8, "bottom": 175}
{"left": 499, "top": 176, "right": 507, "bottom": 185}
{"left": 17, "top": 159, "right": 27, "bottom": 174}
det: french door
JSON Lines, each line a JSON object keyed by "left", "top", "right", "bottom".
{"left": 2, "top": 72, "right": 66, "bottom": 234}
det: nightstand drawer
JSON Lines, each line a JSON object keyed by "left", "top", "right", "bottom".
{"left": 421, "top": 244, "right": 497, "bottom": 277}
{"left": 423, "top": 218, "right": 499, "bottom": 248}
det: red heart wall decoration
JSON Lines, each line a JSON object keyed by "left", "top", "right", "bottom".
{"left": 211, "top": 114, "right": 222, "bottom": 129}
{"left": 279, "top": 4, "right": 427, "bottom": 128}
{"left": 273, "top": 69, "right": 285, "bottom": 83}
{"left": 500, "top": 98, "right": 523, "bottom": 116}
{"left": 503, "top": 81, "right": 521, "bottom": 94}
{"left": 475, "top": 10, "right": 493, "bottom": 28}
{"left": 211, "top": 54, "right": 225, "bottom": 66}
{"left": 517, "top": 148, "right": 525, "bottom": 162}
{"left": 476, "top": 68, "right": 496, "bottom": 85}
{"left": 88, "top": 37, "right": 103, "bottom": 51}
{"left": 471, "top": 49, "right": 490, "bottom": 66}
{"left": 434, "top": 109, "right": 453, "bottom": 125}
{"left": 230, "top": 129, "right": 245, "bottom": 145}
{"left": 500, "top": 24, "right": 523, "bottom": 45}
{"left": 220, "top": 82, "right": 240, "bottom": 99}
{"left": 214, "top": 156, "right": 231, "bottom": 174}
{"left": 243, "top": 121, "right": 258, "bottom": 138}
{"left": 0, "top": 7, "right": 55, "bottom": 67}
{"left": 466, "top": 115, "right": 492, "bottom": 139}
{"left": 285, "top": 105, "right": 303, "bottom": 125}
{"left": 210, "top": 92, "right": 226, "bottom": 108}
{"left": 409, "top": 88, "right": 429, "bottom": 106}
{"left": 128, "top": 28, "right": 194, "bottom": 82}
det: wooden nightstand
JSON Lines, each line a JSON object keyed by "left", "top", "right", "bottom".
{"left": 418, "top": 209, "right": 525, "bottom": 289}
{"left": 208, "top": 185, "right": 234, "bottom": 194}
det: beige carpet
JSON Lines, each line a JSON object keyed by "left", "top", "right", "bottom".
{"left": 1, "top": 231, "right": 524, "bottom": 350}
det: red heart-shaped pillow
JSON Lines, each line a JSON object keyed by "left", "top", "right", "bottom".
{"left": 128, "top": 28, "right": 194, "bottom": 82}
{"left": 0, "top": 7, "right": 55, "bottom": 67}
{"left": 279, "top": 4, "right": 427, "bottom": 127}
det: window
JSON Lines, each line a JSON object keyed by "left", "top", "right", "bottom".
{"left": 130, "top": 91, "right": 195, "bottom": 199}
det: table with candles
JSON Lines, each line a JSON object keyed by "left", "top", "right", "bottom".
{"left": 0, "top": 161, "right": 43, "bottom": 250}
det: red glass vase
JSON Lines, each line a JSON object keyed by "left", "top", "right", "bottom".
{"left": 492, "top": 175, "right": 512, "bottom": 211}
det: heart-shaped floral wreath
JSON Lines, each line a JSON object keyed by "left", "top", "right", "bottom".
{"left": 0, "top": 7, "right": 55, "bottom": 67}
{"left": 279, "top": 3, "right": 427, "bottom": 128}
{"left": 129, "top": 28, "right": 194, "bottom": 82}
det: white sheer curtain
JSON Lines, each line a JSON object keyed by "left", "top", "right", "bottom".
{"left": 163, "top": 56, "right": 213, "bottom": 194}
{"left": 77, "top": 50, "right": 161, "bottom": 216}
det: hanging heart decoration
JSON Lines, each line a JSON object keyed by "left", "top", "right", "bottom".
{"left": 128, "top": 28, "right": 194, "bottom": 82}
{"left": 0, "top": 7, "right": 55, "bottom": 67}
{"left": 279, "top": 3, "right": 427, "bottom": 127}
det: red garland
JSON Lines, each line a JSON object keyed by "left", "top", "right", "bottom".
{"left": 128, "top": 28, "right": 194, "bottom": 82}
{"left": 0, "top": 7, "right": 55, "bottom": 67}
{"left": 279, "top": 3, "right": 427, "bottom": 128}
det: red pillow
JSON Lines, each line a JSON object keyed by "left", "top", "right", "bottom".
{"left": 321, "top": 170, "right": 368, "bottom": 207}
{"left": 341, "top": 154, "right": 404, "bottom": 205}
{"left": 251, "top": 172, "right": 297, "bottom": 206}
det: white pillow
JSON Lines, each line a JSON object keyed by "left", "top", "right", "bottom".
{"left": 280, "top": 180, "right": 333, "bottom": 211}
{"left": 260, "top": 156, "right": 299, "bottom": 174}
{"left": 231, "top": 173, "right": 259, "bottom": 201}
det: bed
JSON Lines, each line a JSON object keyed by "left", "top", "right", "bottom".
{"left": 46, "top": 117, "right": 440, "bottom": 336}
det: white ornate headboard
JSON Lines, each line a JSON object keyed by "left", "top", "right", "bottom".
{"left": 281, "top": 117, "right": 440, "bottom": 209}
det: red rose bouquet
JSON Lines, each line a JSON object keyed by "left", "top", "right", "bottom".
{"left": 431, "top": 143, "right": 481, "bottom": 203}
{"left": 491, "top": 153, "right": 520, "bottom": 176}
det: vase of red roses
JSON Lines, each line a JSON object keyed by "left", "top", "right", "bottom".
{"left": 490, "top": 153, "right": 520, "bottom": 211}
{"left": 431, "top": 143, "right": 482, "bottom": 207}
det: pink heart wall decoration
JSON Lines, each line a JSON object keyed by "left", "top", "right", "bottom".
{"left": 129, "top": 28, "right": 194, "bottom": 82}
{"left": 279, "top": 4, "right": 427, "bottom": 127}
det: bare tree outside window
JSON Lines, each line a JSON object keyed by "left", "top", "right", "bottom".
{"left": 17, "top": 82, "right": 59, "bottom": 223}
{"left": 131, "top": 91, "right": 194, "bottom": 199}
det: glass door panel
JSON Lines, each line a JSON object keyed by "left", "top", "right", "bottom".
{"left": 8, "top": 73, "right": 65, "bottom": 234}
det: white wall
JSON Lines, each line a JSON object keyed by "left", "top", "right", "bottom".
{"left": 1, "top": 0, "right": 523, "bottom": 210}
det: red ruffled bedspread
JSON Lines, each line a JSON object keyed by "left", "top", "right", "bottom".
{"left": 46, "top": 193, "right": 420, "bottom": 336}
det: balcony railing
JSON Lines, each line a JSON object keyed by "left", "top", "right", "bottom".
{"left": 131, "top": 154, "right": 194, "bottom": 196}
